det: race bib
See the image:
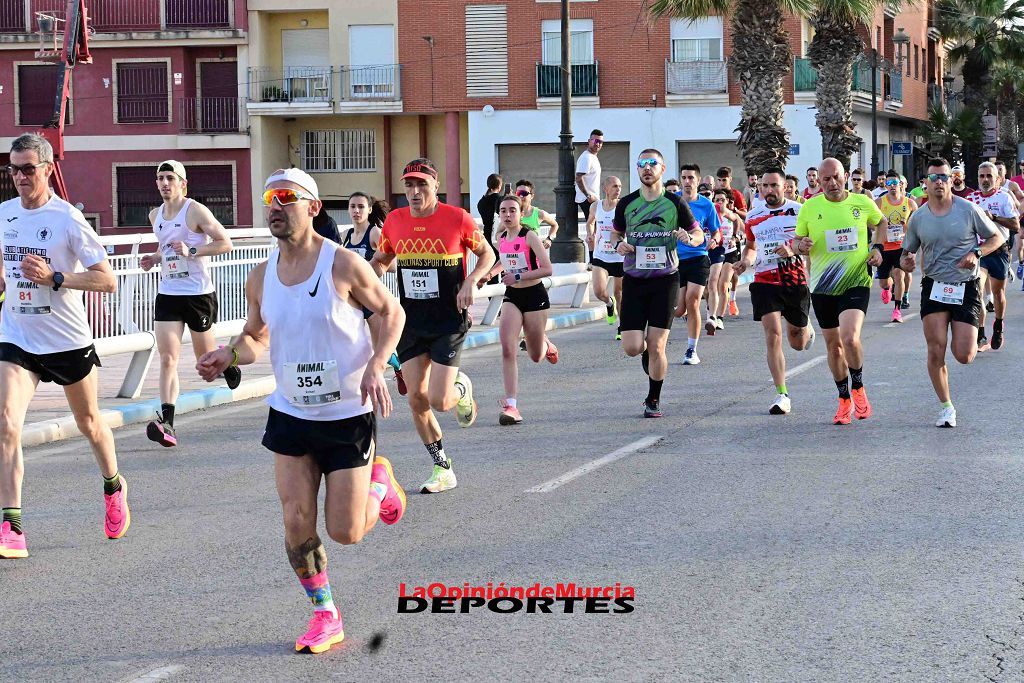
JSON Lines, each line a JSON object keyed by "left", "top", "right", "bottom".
{"left": 887, "top": 224, "right": 905, "bottom": 243}
{"left": 501, "top": 252, "right": 528, "bottom": 274}
{"left": 163, "top": 254, "right": 190, "bottom": 280}
{"left": 402, "top": 268, "right": 439, "bottom": 299}
{"left": 283, "top": 360, "right": 342, "bottom": 406}
{"left": 12, "top": 276, "right": 52, "bottom": 315}
{"left": 760, "top": 239, "right": 784, "bottom": 267}
{"left": 348, "top": 247, "right": 366, "bottom": 260}
{"left": 826, "top": 227, "right": 859, "bottom": 253}
{"left": 600, "top": 230, "right": 618, "bottom": 255}
{"left": 929, "top": 281, "right": 965, "bottom": 305}
{"left": 636, "top": 245, "right": 667, "bottom": 270}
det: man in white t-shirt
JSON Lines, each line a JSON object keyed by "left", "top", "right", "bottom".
{"left": 0, "top": 133, "right": 131, "bottom": 559}
{"left": 970, "top": 161, "right": 1020, "bottom": 351}
{"left": 575, "top": 129, "right": 604, "bottom": 224}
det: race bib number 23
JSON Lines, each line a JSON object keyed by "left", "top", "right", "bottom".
{"left": 826, "top": 227, "right": 859, "bottom": 253}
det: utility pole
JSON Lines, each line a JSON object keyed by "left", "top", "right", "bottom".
{"left": 549, "top": 0, "right": 585, "bottom": 264}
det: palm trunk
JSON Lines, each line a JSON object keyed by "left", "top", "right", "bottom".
{"left": 997, "top": 83, "right": 1018, "bottom": 162}
{"left": 808, "top": 15, "right": 864, "bottom": 170}
{"left": 730, "top": 0, "right": 792, "bottom": 174}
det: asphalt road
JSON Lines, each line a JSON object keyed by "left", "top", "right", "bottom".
{"left": 6, "top": 282, "right": 1024, "bottom": 682}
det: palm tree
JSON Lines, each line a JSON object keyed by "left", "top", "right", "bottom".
{"left": 805, "top": 0, "right": 879, "bottom": 168}
{"left": 650, "top": 0, "right": 814, "bottom": 174}
{"left": 921, "top": 104, "right": 982, "bottom": 164}
{"left": 989, "top": 63, "right": 1023, "bottom": 161}
{"left": 935, "top": 0, "right": 1024, "bottom": 168}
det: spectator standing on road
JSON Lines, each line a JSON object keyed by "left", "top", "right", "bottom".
{"left": 477, "top": 173, "right": 502, "bottom": 283}
{"left": 575, "top": 129, "right": 604, "bottom": 224}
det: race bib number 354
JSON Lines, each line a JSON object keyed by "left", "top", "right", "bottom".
{"left": 284, "top": 361, "right": 342, "bottom": 406}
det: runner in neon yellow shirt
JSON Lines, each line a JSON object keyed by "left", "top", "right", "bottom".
{"left": 794, "top": 158, "right": 887, "bottom": 426}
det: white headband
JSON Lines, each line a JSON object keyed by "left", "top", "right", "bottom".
{"left": 264, "top": 168, "right": 319, "bottom": 200}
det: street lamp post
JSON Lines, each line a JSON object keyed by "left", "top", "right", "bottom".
{"left": 550, "top": 0, "right": 585, "bottom": 264}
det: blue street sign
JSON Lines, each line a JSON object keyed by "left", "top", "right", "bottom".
{"left": 789, "top": 144, "right": 800, "bottom": 156}
{"left": 891, "top": 141, "right": 913, "bottom": 156}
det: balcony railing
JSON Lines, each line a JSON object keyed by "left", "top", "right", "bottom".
{"left": 885, "top": 73, "right": 903, "bottom": 102}
{"left": 665, "top": 60, "right": 727, "bottom": 94}
{"left": 794, "top": 57, "right": 882, "bottom": 96}
{"left": 536, "top": 62, "right": 599, "bottom": 98}
{"left": 178, "top": 96, "right": 245, "bottom": 133}
{"left": 339, "top": 64, "right": 401, "bottom": 101}
{"left": 927, "top": 82, "right": 942, "bottom": 109}
{"left": 248, "top": 67, "right": 333, "bottom": 103}
{"left": 0, "top": 0, "right": 232, "bottom": 32}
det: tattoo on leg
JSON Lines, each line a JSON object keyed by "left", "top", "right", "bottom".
{"left": 286, "top": 535, "right": 328, "bottom": 579}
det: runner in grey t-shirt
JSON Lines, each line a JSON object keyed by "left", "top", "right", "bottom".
{"left": 899, "top": 159, "right": 1004, "bottom": 429}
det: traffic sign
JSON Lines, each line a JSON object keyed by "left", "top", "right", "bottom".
{"left": 891, "top": 141, "right": 913, "bottom": 156}
{"left": 789, "top": 144, "right": 800, "bottom": 156}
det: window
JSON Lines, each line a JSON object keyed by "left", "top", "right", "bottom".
{"left": 541, "top": 19, "right": 593, "bottom": 65}
{"left": 117, "top": 163, "right": 234, "bottom": 227}
{"left": 302, "top": 129, "right": 376, "bottom": 173}
{"left": 348, "top": 25, "right": 398, "bottom": 97}
{"left": 116, "top": 62, "right": 169, "bottom": 123}
{"left": 18, "top": 64, "right": 71, "bottom": 126}
{"left": 670, "top": 18, "right": 723, "bottom": 62}
{"left": 913, "top": 45, "right": 918, "bottom": 80}
{"left": 465, "top": 5, "right": 508, "bottom": 97}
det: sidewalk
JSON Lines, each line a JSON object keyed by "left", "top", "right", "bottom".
{"left": 23, "top": 299, "right": 607, "bottom": 447}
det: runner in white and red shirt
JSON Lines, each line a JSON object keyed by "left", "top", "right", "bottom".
{"left": 969, "top": 162, "right": 1019, "bottom": 351}
{"left": 734, "top": 169, "right": 816, "bottom": 416}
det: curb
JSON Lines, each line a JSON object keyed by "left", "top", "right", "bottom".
{"left": 23, "top": 305, "right": 608, "bottom": 448}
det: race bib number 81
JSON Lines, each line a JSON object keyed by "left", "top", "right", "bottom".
{"left": 402, "top": 269, "right": 440, "bottom": 299}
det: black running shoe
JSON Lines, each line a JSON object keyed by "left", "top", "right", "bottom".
{"left": 900, "top": 295, "right": 910, "bottom": 310}
{"left": 991, "top": 322, "right": 1004, "bottom": 350}
{"left": 224, "top": 365, "right": 242, "bottom": 390}
{"left": 643, "top": 399, "right": 662, "bottom": 418}
{"left": 986, "top": 300, "right": 995, "bottom": 313}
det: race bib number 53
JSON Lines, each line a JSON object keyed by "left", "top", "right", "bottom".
{"left": 401, "top": 269, "right": 440, "bottom": 299}
{"left": 636, "top": 246, "right": 667, "bottom": 269}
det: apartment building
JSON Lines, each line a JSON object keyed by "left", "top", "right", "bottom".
{"left": 245, "top": 0, "right": 468, "bottom": 225}
{"left": 396, "top": 1, "right": 944, "bottom": 212}
{"left": 0, "top": 0, "right": 252, "bottom": 233}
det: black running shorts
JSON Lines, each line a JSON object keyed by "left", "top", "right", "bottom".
{"left": 590, "top": 258, "right": 624, "bottom": 278}
{"left": 396, "top": 327, "right": 467, "bottom": 367}
{"left": 154, "top": 292, "right": 218, "bottom": 332}
{"left": 875, "top": 248, "right": 903, "bottom": 280}
{"left": 0, "top": 342, "right": 100, "bottom": 385}
{"left": 620, "top": 274, "right": 679, "bottom": 332}
{"left": 677, "top": 254, "right": 711, "bottom": 287}
{"left": 262, "top": 408, "right": 375, "bottom": 473}
{"left": 920, "top": 277, "right": 982, "bottom": 327}
{"left": 750, "top": 282, "right": 811, "bottom": 328}
{"left": 503, "top": 282, "right": 550, "bottom": 314}
{"left": 810, "top": 286, "right": 870, "bottom": 330}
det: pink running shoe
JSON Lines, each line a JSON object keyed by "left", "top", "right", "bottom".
{"left": 498, "top": 400, "right": 523, "bottom": 426}
{"left": 146, "top": 415, "right": 177, "bottom": 448}
{"left": 295, "top": 610, "right": 345, "bottom": 654}
{"left": 104, "top": 476, "right": 131, "bottom": 539}
{"left": 371, "top": 456, "right": 406, "bottom": 525}
{"left": 880, "top": 287, "right": 892, "bottom": 305}
{"left": 545, "top": 340, "right": 559, "bottom": 364}
{"left": 891, "top": 308, "right": 903, "bottom": 323}
{"left": 0, "top": 521, "right": 27, "bottom": 559}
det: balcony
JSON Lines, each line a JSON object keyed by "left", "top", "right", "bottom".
{"left": 246, "top": 66, "right": 333, "bottom": 116}
{"left": 178, "top": 97, "right": 245, "bottom": 133}
{"left": 0, "top": 0, "right": 233, "bottom": 33}
{"left": 665, "top": 60, "right": 728, "bottom": 106}
{"left": 337, "top": 64, "right": 403, "bottom": 113}
{"left": 794, "top": 57, "right": 891, "bottom": 111}
{"left": 883, "top": 73, "right": 903, "bottom": 112}
{"left": 536, "top": 62, "right": 599, "bottom": 105}
{"left": 928, "top": 82, "right": 943, "bottom": 110}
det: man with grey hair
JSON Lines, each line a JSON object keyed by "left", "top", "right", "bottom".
{"left": 0, "top": 133, "right": 131, "bottom": 558}
{"left": 197, "top": 167, "right": 407, "bottom": 654}
{"left": 969, "top": 161, "right": 1019, "bottom": 350}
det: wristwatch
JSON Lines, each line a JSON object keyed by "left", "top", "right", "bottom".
{"left": 51, "top": 271, "right": 64, "bottom": 291}
{"left": 188, "top": 246, "right": 198, "bottom": 256}
{"left": 972, "top": 246, "right": 983, "bottom": 258}
{"left": 514, "top": 273, "right": 522, "bottom": 282}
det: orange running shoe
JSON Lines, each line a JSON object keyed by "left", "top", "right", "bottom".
{"left": 545, "top": 340, "right": 559, "bottom": 364}
{"left": 833, "top": 397, "right": 853, "bottom": 425}
{"left": 728, "top": 300, "right": 739, "bottom": 316}
{"left": 851, "top": 387, "right": 872, "bottom": 420}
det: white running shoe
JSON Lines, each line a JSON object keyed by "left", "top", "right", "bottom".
{"left": 802, "top": 325, "right": 816, "bottom": 351}
{"left": 683, "top": 348, "right": 701, "bottom": 365}
{"left": 421, "top": 463, "right": 458, "bottom": 493}
{"left": 714, "top": 317, "right": 724, "bottom": 330}
{"left": 936, "top": 405, "right": 956, "bottom": 428}
{"left": 454, "top": 371, "right": 477, "bottom": 428}
{"left": 769, "top": 393, "right": 791, "bottom": 415}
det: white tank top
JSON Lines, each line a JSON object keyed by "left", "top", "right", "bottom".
{"left": 262, "top": 240, "right": 372, "bottom": 421}
{"left": 593, "top": 200, "right": 624, "bottom": 264}
{"left": 152, "top": 199, "right": 214, "bottom": 296}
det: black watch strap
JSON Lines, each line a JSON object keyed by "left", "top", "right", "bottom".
{"left": 52, "top": 271, "right": 64, "bottom": 291}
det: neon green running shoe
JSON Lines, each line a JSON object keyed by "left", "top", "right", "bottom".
{"left": 421, "top": 462, "right": 458, "bottom": 494}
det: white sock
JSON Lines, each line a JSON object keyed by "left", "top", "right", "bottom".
{"left": 688, "top": 337, "right": 697, "bottom": 351}
{"left": 506, "top": 398, "right": 517, "bottom": 408}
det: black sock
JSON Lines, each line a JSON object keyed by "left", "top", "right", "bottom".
{"left": 103, "top": 472, "right": 122, "bottom": 495}
{"left": 2, "top": 507, "right": 22, "bottom": 534}
{"left": 849, "top": 366, "right": 864, "bottom": 390}
{"left": 161, "top": 403, "right": 175, "bottom": 427}
{"left": 425, "top": 440, "right": 450, "bottom": 469}
{"left": 647, "top": 379, "right": 663, "bottom": 403}
{"left": 995, "top": 317, "right": 1004, "bottom": 331}
{"left": 894, "top": 300, "right": 900, "bottom": 310}
{"left": 835, "top": 377, "right": 851, "bottom": 399}
{"left": 641, "top": 349, "right": 649, "bottom": 376}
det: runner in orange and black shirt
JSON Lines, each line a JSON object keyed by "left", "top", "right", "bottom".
{"left": 372, "top": 158, "right": 495, "bottom": 495}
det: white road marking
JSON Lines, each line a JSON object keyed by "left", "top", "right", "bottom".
{"left": 883, "top": 312, "right": 919, "bottom": 328}
{"left": 126, "top": 664, "right": 184, "bottom": 683}
{"left": 785, "top": 354, "right": 828, "bottom": 379}
{"left": 525, "top": 436, "right": 664, "bottom": 493}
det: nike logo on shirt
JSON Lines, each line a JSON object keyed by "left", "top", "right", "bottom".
{"left": 6, "top": 217, "right": 16, "bottom": 222}
{"left": 309, "top": 274, "right": 321, "bottom": 297}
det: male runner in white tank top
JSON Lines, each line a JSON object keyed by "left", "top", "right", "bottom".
{"left": 197, "top": 168, "right": 406, "bottom": 654}
{"left": 140, "top": 160, "right": 234, "bottom": 447}
{"left": 586, "top": 175, "right": 624, "bottom": 338}
{"left": 0, "top": 133, "right": 130, "bottom": 558}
